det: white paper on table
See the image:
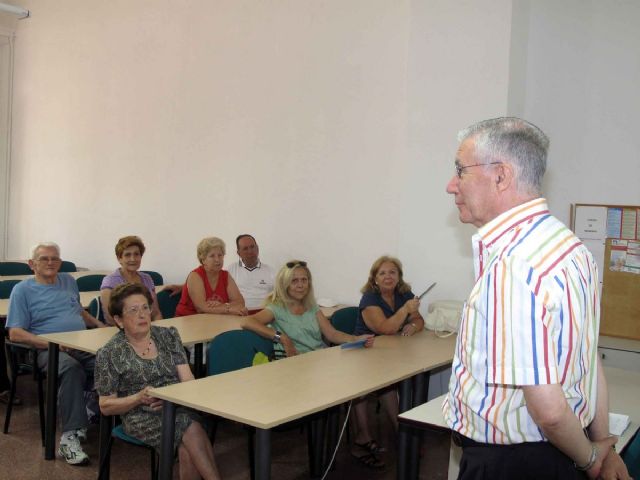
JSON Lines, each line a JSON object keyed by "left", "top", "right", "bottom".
{"left": 609, "top": 412, "right": 630, "bottom": 436}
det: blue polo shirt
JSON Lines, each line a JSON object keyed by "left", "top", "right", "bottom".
{"left": 7, "top": 273, "right": 86, "bottom": 335}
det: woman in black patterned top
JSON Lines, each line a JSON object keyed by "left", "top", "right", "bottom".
{"left": 95, "top": 283, "right": 220, "bottom": 480}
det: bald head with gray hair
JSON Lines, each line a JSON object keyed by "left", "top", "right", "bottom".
{"left": 458, "top": 117, "right": 549, "bottom": 196}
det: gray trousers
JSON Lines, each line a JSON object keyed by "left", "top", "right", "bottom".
{"left": 37, "top": 349, "right": 95, "bottom": 433}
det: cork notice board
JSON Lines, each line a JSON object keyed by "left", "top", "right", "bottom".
{"left": 571, "top": 203, "right": 640, "bottom": 340}
{"left": 600, "top": 238, "right": 640, "bottom": 340}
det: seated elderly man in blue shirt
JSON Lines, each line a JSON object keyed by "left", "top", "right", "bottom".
{"left": 7, "top": 242, "right": 104, "bottom": 466}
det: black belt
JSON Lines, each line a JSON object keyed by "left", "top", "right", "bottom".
{"left": 452, "top": 431, "right": 484, "bottom": 448}
{"left": 451, "top": 431, "right": 548, "bottom": 449}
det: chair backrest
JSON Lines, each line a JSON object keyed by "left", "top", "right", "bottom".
{"left": 330, "top": 306, "right": 359, "bottom": 335}
{"left": 156, "top": 289, "right": 179, "bottom": 319}
{"left": 623, "top": 430, "right": 640, "bottom": 479}
{"left": 75, "top": 274, "right": 106, "bottom": 292}
{"left": 58, "top": 261, "right": 77, "bottom": 272}
{"left": 141, "top": 270, "right": 164, "bottom": 286}
{"left": 0, "top": 280, "right": 21, "bottom": 299}
{"left": 207, "top": 330, "right": 274, "bottom": 376}
{"left": 88, "top": 296, "right": 105, "bottom": 323}
{"left": 0, "top": 262, "right": 32, "bottom": 275}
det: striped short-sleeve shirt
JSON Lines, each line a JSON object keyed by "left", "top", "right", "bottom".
{"left": 443, "top": 198, "right": 600, "bottom": 444}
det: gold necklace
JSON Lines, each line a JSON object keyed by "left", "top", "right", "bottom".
{"left": 130, "top": 333, "right": 153, "bottom": 357}
{"left": 140, "top": 339, "right": 153, "bottom": 357}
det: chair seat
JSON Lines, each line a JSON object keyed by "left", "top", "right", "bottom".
{"left": 112, "top": 424, "right": 150, "bottom": 448}
{"left": 99, "top": 419, "right": 157, "bottom": 480}
{"left": 3, "top": 339, "right": 46, "bottom": 446}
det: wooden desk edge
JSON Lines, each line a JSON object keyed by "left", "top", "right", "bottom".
{"left": 149, "top": 372, "right": 410, "bottom": 431}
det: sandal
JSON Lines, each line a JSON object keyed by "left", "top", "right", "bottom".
{"left": 354, "top": 439, "right": 386, "bottom": 455}
{"left": 0, "top": 390, "right": 22, "bottom": 406}
{"left": 352, "top": 452, "right": 385, "bottom": 470}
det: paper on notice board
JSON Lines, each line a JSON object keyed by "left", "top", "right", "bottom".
{"left": 621, "top": 208, "right": 638, "bottom": 240}
{"left": 607, "top": 208, "right": 623, "bottom": 238}
{"left": 609, "top": 240, "right": 640, "bottom": 274}
{"left": 574, "top": 206, "right": 608, "bottom": 240}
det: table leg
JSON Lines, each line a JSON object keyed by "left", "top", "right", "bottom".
{"left": 194, "top": 343, "right": 203, "bottom": 378}
{"left": 44, "top": 342, "right": 59, "bottom": 460}
{"left": 324, "top": 407, "right": 340, "bottom": 472}
{"left": 408, "top": 372, "right": 430, "bottom": 480}
{"left": 309, "top": 414, "right": 326, "bottom": 478}
{"left": 397, "top": 377, "right": 413, "bottom": 480}
{"left": 98, "top": 414, "right": 113, "bottom": 479}
{"left": 255, "top": 427, "right": 271, "bottom": 480}
{"left": 158, "top": 401, "right": 176, "bottom": 480}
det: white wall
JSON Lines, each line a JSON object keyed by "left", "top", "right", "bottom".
{"left": 509, "top": 0, "right": 640, "bottom": 224}
{"left": 8, "top": 0, "right": 512, "bottom": 306}
{"left": 0, "top": 12, "right": 17, "bottom": 260}
{"left": 400, "top": 1, "right": 512, "bottom": 293}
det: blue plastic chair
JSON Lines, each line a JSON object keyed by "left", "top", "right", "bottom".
{"left": 156, "top": 289, "right": 179, "bottom": 319}
{"left": 88, "top": 296, "right": 106, "bottom": 324}
{"left": 0, "top": 280, "right": 20, "bottom": 299}
{"left": 142, "top": 271, "right": 164, "bottom": 286}
{"left": 207, "top": 331, "right": 275, "bottom": 479}
{"left": 623, "top": 431, "right": 640, "bottom": 479}
{"left": 3, "top": 337, "right": 45, "bottom": 445}
{"left": 0, "top": 262, "right": 32, "bottom": 275}
{"left": 207, "top": 330, "right": 274, "bottom": 376}
{"left": 76, "top": 274, "right": 106, "bottom": 292}
{"left": 98, "top": 420, "right": 157, "bottom": 480}
{"left": 58, "top": 261, "right": 77, "bottom": 272}
{"left": 207, "top": 330, "right": 322, "bottom": 478}
{"left": 330, "top": 307, "right": 358, "bottom": 335}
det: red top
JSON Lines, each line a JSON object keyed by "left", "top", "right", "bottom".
{"left": 175, "top": 266, "right": 229, "bottom": 317}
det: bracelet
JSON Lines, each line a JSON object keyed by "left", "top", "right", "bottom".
{"left": 574, "top": 443, "right": 597, "bottom": 471}
{"left": 224, "top": 303, "right": 230, "bottom": 313}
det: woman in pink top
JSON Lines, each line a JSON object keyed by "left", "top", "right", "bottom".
{"left": 175, "top": 237, "right": 247, "bottom": 317}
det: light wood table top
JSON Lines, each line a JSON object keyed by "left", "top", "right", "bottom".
{"left": 150, "top": 330, "right": 457, "bottom": 430}
{"left": 605, "top": 366, "right": 640, "bottom": 450}
{"left": 399, "top": 366, "right": 640, "bottom": 451}
{"left": 599, "top": 335, "right": 640, "bottom": 353}
{"left": 37, "top": 314, "right": 244, "bottom": 353}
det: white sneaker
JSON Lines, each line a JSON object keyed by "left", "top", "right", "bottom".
{"left": 75, "top": 428, "right": 87, "bottom": 443}
{"left": 58, "top": 433, "right": 89, "bottom": 465}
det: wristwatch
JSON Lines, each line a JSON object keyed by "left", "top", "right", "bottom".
{"left": 272, "top": 330, "right": 282, "bottom": 344}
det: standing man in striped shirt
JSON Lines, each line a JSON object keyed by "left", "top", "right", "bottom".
{"left": 443, "top": 118, "right": 629, "bottom": 479}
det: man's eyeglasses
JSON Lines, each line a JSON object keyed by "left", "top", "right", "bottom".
{"left": 123, "top": 304, "right": 151, "bottom": 316}
{"left": 36, "top": 256, "right": 61, "bottom": 263}
{"left": 286, "top": 261, "right": 307, "bottom": 268}
{"left": 455, "top": 162, "right": 502, "bottom": 179}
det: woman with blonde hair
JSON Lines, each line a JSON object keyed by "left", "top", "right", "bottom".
{"left": 175, "top": 236, "right": 247, "bottom": 316}
{"left": 241, "top": 260, "right": 373, "bottom": 357}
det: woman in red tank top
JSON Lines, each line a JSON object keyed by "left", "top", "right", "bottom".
{"left": 175, "top": 237, "right": 247, "bottom": 317}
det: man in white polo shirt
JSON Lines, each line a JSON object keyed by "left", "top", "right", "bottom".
{"left": 227, "top": 234, "right": 275, "bottom": 314}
